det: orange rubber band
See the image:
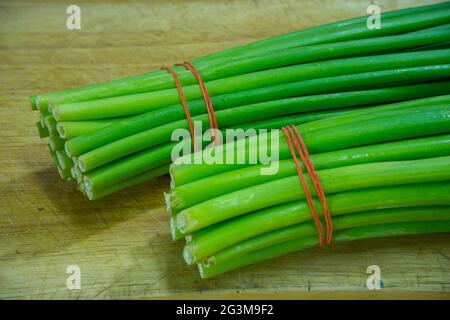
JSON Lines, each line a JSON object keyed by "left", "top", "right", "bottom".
{"left": 176, "top": 61, "right": 220, "bottom": 146}
{"left": 282, "top": 125, "right": 333, "bottom": 246}
{"left": 290, "top": 125, "right": 333, "bottom": 244}
{"left": 282, "top": 126, "right": 325, "bottom": 246}
{"left": 160, "top": 66, "right": 199, "bottom": 153}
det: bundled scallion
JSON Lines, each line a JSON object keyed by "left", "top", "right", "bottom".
{"left": 166, "top": 102, "right": 450, "bottom": 277}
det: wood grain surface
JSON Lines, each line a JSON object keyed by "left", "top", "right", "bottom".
{"left": 1, "top": 0, "right": 449, "bottom": 299}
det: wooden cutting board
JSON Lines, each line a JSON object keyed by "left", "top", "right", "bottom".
{"left": 1, "top": 0, "right": 449, "bottom": 299}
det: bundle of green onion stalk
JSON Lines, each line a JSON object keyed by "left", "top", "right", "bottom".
{"left": 167, "top": 98, "right": 450, "bottom": 278}
{"left": 30, "top": 2, "right": 450, "bottom": 199}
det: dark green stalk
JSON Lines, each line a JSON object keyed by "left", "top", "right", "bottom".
{"left": 201, "top": 3, "right": 450, "bottom": 64}
{"left": 43, "top": 115, "right": 57, "bottom": 137}
{"left": 233, "top": 107, "right": 365, "bottom": 131}
{"left": 55, "top": 150, "right": 73, "bottom": 171}
{"left": 32, "top": 2, "right": 450, "bottom": 110}
{"left": 200, "top": 23, "right": 450, "bottom": 80}
{"left": 48, "top": 135, "right": 65, "bottom": 152}
{"left": 52, "top": 50, "right": 450, "bottom": 120}
{"left": 36, "top": 121, "right": 49, "bottom": 138}
{"left": 29, "top": 95, "right": 38, "bottom": 110}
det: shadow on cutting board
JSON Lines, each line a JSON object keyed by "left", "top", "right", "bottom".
{"left": 104, "top": 233, "right": 450, "bottom": 298}
{"left": 20, "top": 166, "right": 169, "bottom": 238}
